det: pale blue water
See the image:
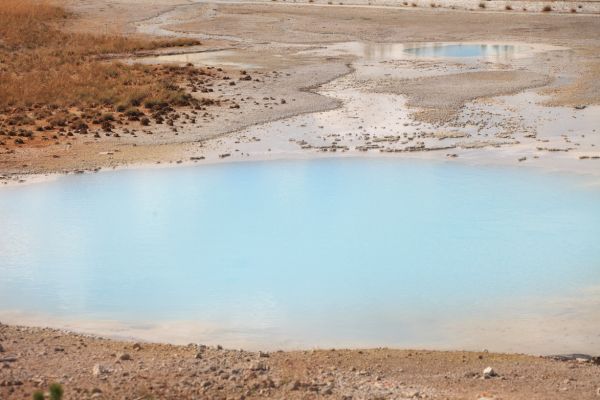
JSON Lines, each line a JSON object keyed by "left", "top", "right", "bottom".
{"left": 1, "top": 159, "right": 599, "bottom": 351}
{"left": 404, "top": 44, "right": 517, "bottom": 58}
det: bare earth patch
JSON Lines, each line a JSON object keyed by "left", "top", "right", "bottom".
{"left": 374, "top": 70, "right": 551, "bottom": 123}
{"left": 543, "top": 61, "right": 600, "bottom": 107}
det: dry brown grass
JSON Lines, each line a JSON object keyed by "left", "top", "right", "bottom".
{"left": 0, "top": 0, "right": 204, "bottom": 110}
{"left": 0, "top": 0, "right": 232, "bottom": 150}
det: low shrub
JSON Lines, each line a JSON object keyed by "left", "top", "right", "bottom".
{"left": 49, "top": 383, "right": 64, "bottom": 400}
{"left": 32, "top": 391, "right": 44, "bottom": 400}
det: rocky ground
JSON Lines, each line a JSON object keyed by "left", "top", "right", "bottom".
{"left": 1, "top": 324, "right": 600, "bottom": 400}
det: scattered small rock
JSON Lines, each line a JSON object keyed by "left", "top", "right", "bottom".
{"left": 288, "top": 380, "right": 301, "bottom": 390}
{"left": 551, "top": 354, "right": 593, "bottom": 362}
{"left": 250, "top": 360, "right": 267, "bottom": 371}
{"left": 92, "top": 364, "right": 110, "bottom": 377}
{"left": 483, "top": 366, "right": 497, "bottom": 379}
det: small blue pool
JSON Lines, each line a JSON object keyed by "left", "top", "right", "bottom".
{"left": 404, "top": 43, "right": 517, "bottom": 58}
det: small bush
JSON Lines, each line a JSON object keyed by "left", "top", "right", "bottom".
{"left": 49, "top": 383, "right": 64, "bottom": 400}
{"left": 479, "top": 2, "right": 486, "bottom": 8}
{"left": 32, "top": 391, "right": 44, "bottom": 400}
{"left": 570, "top": 7, "right": 576, "bottom": 12}
{"left": 100, "top": 113, "right": 115, "bottom": 122}
{"left": 542, "top": 5, "right": 552, "bottom": 11}
{"left": 124, "top": 107, "right": 143, "bottom": 117}
{"left": 505, "top": 4, "right": 512, "bottom": 9}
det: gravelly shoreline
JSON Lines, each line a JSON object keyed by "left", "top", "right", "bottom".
{"left": 1, "top": 324, "right": 600, "bottom": 399}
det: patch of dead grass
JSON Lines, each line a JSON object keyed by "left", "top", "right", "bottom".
{"left": 0, "top": 0, "right": 227, "bottom": 148}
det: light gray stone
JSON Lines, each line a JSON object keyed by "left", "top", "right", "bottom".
{"left": 483, "top": 366, "right": 497, "bottom": 379}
